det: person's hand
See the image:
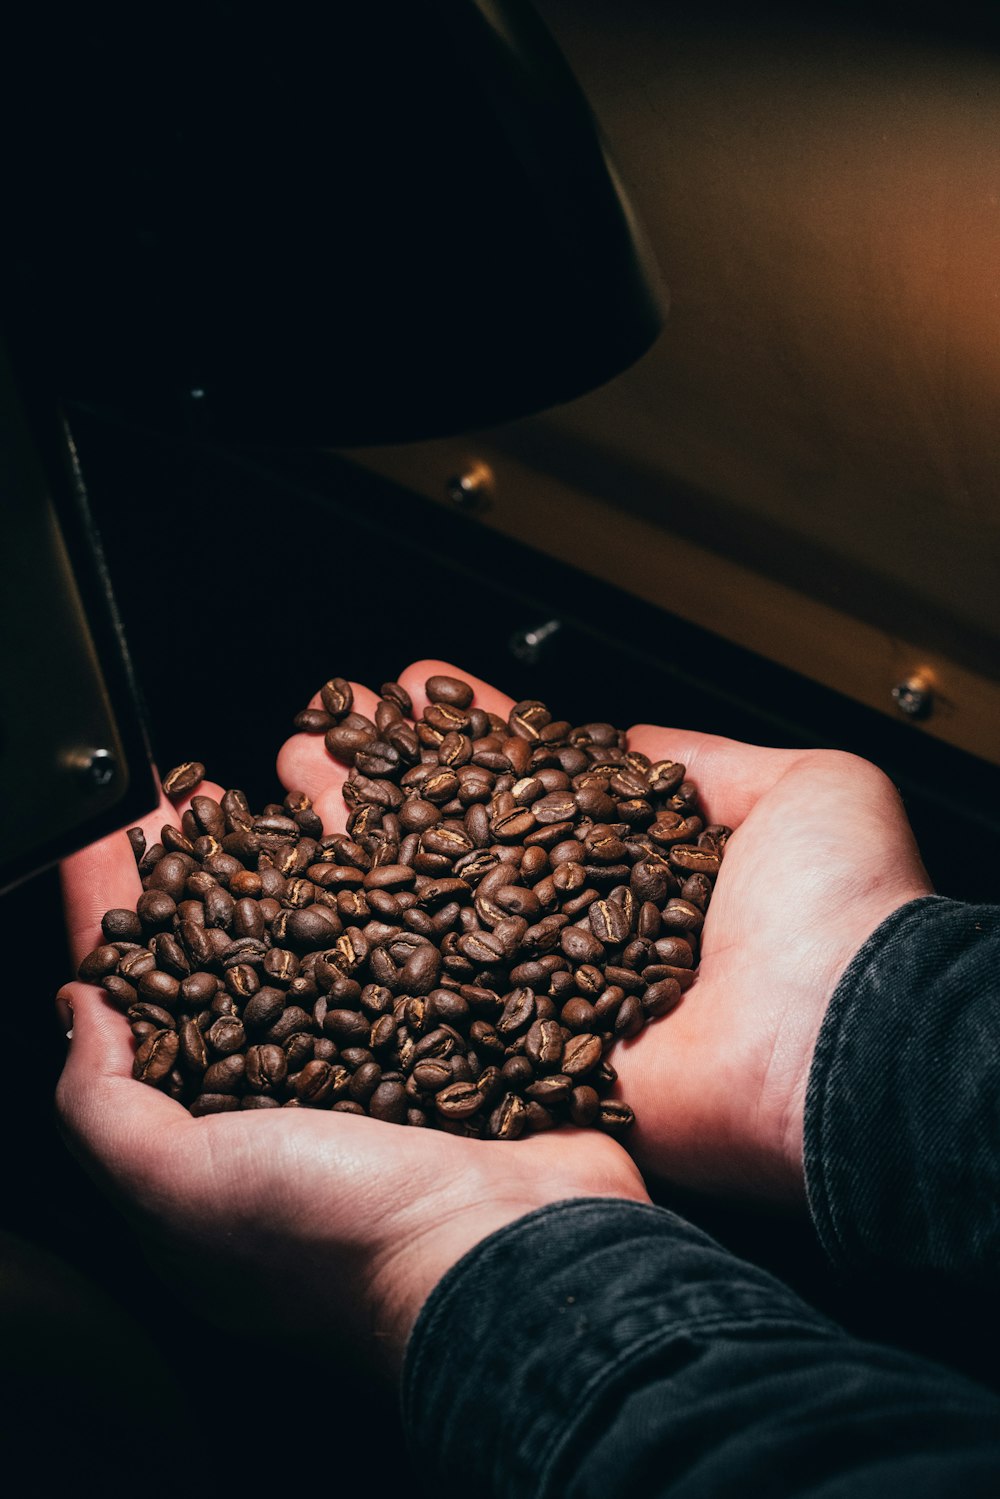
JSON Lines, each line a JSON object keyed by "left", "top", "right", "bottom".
{"left": 57, "top": 785, "right": 648, "bottom": 1377}
{"left": 279, "top": 660, "right": 933, "bottom": 1204}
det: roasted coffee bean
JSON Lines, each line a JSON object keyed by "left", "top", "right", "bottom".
{"left": 562, "top": 1033, "right": 603, "bottom": 1077}
{"left": 137, "top": 969, "right": 181, "bottom": 1007}
{"left": 102, "top": 684, "right": 723, "bottom": 1136}
{"left": 295, "top": 1059, "right": 348, "bottom": 1106}
{"left": 294, "top": 708, "right": 334, "bottom": 734}
{"left": 206, "top": 1016, "right": 246, "bottom": 1056}
{"left": 589, "top": 899, "right": 631, "bottom": 945}
{"left": 102, "top": 975, "right": 137, "bottom": 1012}
{"left": 265, "top": 1006, "right": 315, "bottom": 1044}
{"left": 127, "top": 1001, "right": 177, "bottom": 1031}
{"left": 569, "top": 1084, "right": 600, "bottom": 1127}
{"left": 325, "top": 719, "right": 378, "bottom": 762}
{"left": 242, "top": 987, "right": 285, "bottom": 1031}
{"left": 78, "top": 944, "right": 120, "bottom": 984}
{"left": 434, "top": 1081, "right": 484, "bottom": 1119}
{"left": 642, "top": 977, "right": 684, "bottom": 1017}
{"left": 614, "top": 993, "right": 645, "bottom": 1039}
{"left": 661, "top": 898, "right": 705, "bottom": 934}
{"left": 320, "top": 677, "right": 354, "bottom": 719}
{"left": 560, "top": 998, "right": 598, "bottom": 1032}
{"left": 190, "top": 1093, "right": 242, "bottom": 1116}
{"left": 132, "top": 1029, "right": 179, "bottom": 1083}
{"left": 244, "top": 1043, "right": 287, "bottom": 1092}
{"left": 163, "top": 762, "right": 205, "bottom": 799}
{"left": 597, "top": 1099, "right": 635, "bottom": 1134}
{"left": 488, "top": 1091, "right": 527, "bottom": 1139}
{"left": 496, "top": 986, "right": 536, "bottom": 1037}
{"left": 368, "top": 1079, "right": 407, "bottom": 1124}
{"left": 426, "top": 675, "right": 474, "bottom": 710}
{"left": 526, "top": 1073, "right": 572, "bottom": 1106}
{"left": 524, "top": 1019, "right": 564, "bottom": 1070}
{"left": 668, "top": 844, "right": 721, "bottom": 876}
{"left": 178, "top": 1018, "right": 208, "bottom": 1074}
{"left": 101, "top": 908, "right": 143, "bottom": 943}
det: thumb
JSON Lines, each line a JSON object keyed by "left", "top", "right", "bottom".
{"left": 627, "top": 725, "right": 811, "bottom": 827}
{"left": 55, "top": 982, "right": 187, "bottom": 1191}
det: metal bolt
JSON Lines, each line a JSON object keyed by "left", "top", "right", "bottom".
{"left": 891, "top": 676, "right": 933, "bottom": 720}
{"left": 446, "top": 461, "right": 493, "bottom": 509}
{"left": 509, "top": 619, "right": 562, "bottom": 665}
{"left": 74, "top": 747, "right": 118, "bottom": 790}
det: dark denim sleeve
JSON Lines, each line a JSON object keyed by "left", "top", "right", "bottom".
{"left": 804, "top": 895, "right": 1000, "bottom": 1282}
{"left": 402, "top": 1198, "right": 1000, "bottom": 1498}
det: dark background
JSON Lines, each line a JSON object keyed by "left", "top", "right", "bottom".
{"left": 3, "top": 406, "right": 999, "bottom": 1487}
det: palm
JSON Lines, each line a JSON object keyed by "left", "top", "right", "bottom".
{"left": 276, "top": 660, "right": 932, "bottom": 1201}
{"left": 58, "top": 767, "right": 643, "bottom": 1365}
{"left": 612, "top": 741, "right": 932, "bottom": 1197}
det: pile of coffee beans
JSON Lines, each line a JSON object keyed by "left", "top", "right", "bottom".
{"left": 78, "top": 676, "right": 728, "bottom": 1139}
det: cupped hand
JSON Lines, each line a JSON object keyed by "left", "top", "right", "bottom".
{"left": 279, "top": 660, "right": 933, "bottom": 1204}
{"left": 57, "top": 787, "right": 647, "bottom": 1376}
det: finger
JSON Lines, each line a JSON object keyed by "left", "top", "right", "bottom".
{"left": 626, "top": 725, "right": 809, "bottom": 827}
{"left": 61, "top": 778, "right": 226, "bottom": 969}
{"left": 313, "top": 781, "right": 351, "bottom": 836}
{"left": 55, "top": 982, "right": 189, "bottom": 1185}
{"left": 397, "top": 659, "right": 516, "bottom": 721}
{"left": 276, "top": 679, "right": 380, "bottom": 803}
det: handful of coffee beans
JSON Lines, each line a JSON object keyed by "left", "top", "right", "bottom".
{"left": 77, "top": 675, "right": 728, "bottom": 1139}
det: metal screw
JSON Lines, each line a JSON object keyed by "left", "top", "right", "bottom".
{"left": 446, "top": 461, "right": 493, "bottom": 509}
{"left": 76, "top": 747, "right": 118, "bottom": 790}
{"left": 509, "top": 619, "right": 562, "bottom": 665}
{"left": 891, "top": 676, "right": 933, "bottom": 720}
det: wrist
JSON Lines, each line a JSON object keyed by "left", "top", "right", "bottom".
{"left": 366, "top": 1142, "right": 650, "bottom": 1378}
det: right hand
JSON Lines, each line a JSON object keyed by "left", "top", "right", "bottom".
{"left": 278, "top": 662, "right": 934, "bottom": 1205}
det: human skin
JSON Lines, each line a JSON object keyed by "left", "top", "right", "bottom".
{"left": 279, "top": 660, "right": 934, "bottom": 1201}
{"left": 56, "top": 658, "right": 931, "bottom": 1373}
{"left": 57, "top": 779, "right": 647, "bottom": 1378}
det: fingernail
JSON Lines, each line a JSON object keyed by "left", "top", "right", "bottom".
{"left": 55, "top": 996, "right": 74, "bottom": 1042}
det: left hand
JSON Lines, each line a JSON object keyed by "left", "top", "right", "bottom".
{"left": 57, "top": 782, "right": 648, "bottom": 1376}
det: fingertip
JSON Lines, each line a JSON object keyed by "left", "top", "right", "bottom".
{"left": 59, "top": 981, "right": 134, "bottom": 1077}
{"left": 313, "top": 783, "right": 351, "bottom": 835}
{"left": 277, "top": 733, "right": 341, "bottom": 802}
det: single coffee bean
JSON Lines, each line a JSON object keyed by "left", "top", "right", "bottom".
{"left": 569, "top": 1084, "right": 600, "bottom": 1127}
{"left": 434, "top": 1081, "right": 484, "bottom": 1119}
{"left": 202, "top": 1055, "right": 246, "bottom": 1094}
{"left": 368, "top": 1079, "right": 407, "bottom": 1124}
{"left": 206, "top": 1016, "right": 247, "bottom": 1056}
{"left": 190, "top": 1093, "right": 242, "bottom": 1116}
{"left": 320, "top": 677, "right": 354, "bottom": 719}
{"left": 78, "top": 945, "right": 121, "bottom": 984}
{"left": 101, "top": 908, "right": 143, "bottom": 943}
{"left": 524, "top": 1019, "right": 565, "bottom": 1071}
{"left": 562, "top": 1033, "right": 603, "bottom": 1077}
{"left": 425, "top": 675, "right": 474, "bottom": 710}
{"left": 163, "top": 762, "right": 205, "bottom": 799}
{"left": 132, "top": 1029, "right": 180, "bottom": 1083}
{"left": 597, "top": 1100, "right": 635, "bottom": 1135}
{"left": 244, "top": 1044, "right": 288, "bottom": 1092}
{"left": 179, "top": 1019, "right": 208, "bottom": 1074}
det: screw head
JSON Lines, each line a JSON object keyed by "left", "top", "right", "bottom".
{"left": 446, "top": 461, "right": 493, "bottom": 509}
{"left": 80, "top": 748, "right": 118, "bottom": 789}
{"left": 891, "top": 677, "right": 933, "bottom": 720}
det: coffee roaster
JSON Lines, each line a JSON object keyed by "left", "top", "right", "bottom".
{"left": 0, "top": 0, "right": 663, "bottom": 893}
